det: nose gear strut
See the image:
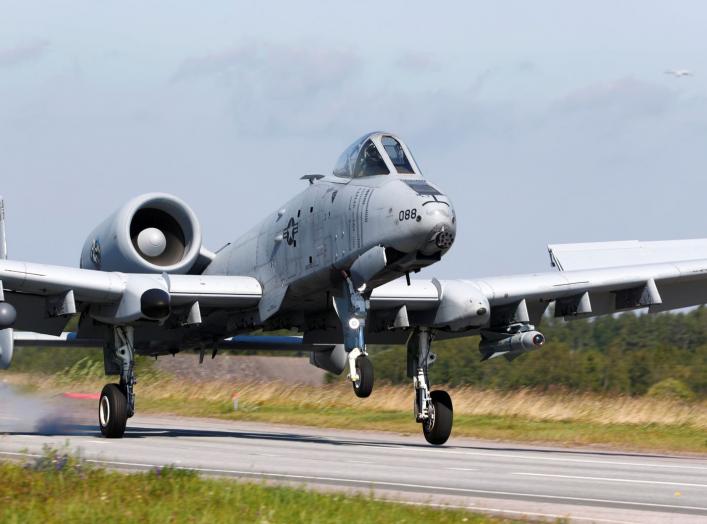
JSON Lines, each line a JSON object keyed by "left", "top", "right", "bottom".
{"left": 407, "top": 327, "right": 453, "bottom": 445}
{"left": 333, "top": 272, "right": 374, "bottom": 398}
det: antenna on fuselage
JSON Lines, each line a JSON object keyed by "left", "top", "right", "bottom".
{"left": 301, "top": 174, "right": 325, "bottom": 185}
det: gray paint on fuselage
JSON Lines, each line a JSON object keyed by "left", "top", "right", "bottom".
{"left": 204, "top": 173, "right": 454, "bottom": 325}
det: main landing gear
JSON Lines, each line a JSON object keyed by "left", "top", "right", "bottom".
{"left": 334, "top": 273, "right": 374, "bottom": 398}
{"left": 98, "top": 326, "right": 136, "bottom": 438}
{"left": 408, "top": 327, "right": 453, "bottom": 445}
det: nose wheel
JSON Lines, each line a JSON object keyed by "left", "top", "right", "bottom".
{"left": 334, "top": 273, "right": 375, "bottom": 398}
{"left": 352, "top": 355, "right": 374, "bottom": 398}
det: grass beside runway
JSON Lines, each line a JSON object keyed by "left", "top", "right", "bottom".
{"left": 0, "top": 451, "right": 511, "bottom": 524}
{"left": 145, "top": 400, "right": 707, "bottom": 454}
{"left": 6, "top": 371, "right": 707, "bottom": 453}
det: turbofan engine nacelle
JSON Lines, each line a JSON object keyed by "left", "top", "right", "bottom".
{"left": 80, "top": 193, "right": 205, "bottom": 274}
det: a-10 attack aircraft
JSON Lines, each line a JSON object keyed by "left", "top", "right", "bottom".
{"left": 2, "top": 132, "right": 707, "bottom": 445}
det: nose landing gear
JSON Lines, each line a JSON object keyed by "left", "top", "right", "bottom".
{"left": 352, "top": 353, "right": 374, "bottom": 398}
{"left": 334, "top": 273, "right": 374, "bottom": 398}
{"left": 409, "top": 327, "right": 453, "bottom": 445}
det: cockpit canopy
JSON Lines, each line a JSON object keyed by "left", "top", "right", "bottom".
{"left": 333, "top": 132, "right": 421, "bottom": 179}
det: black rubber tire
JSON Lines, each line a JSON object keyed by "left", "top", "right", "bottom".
{"left": 352, "top": 355, "right": 374, "bottom": 398}
{"left": 423, "top": 390, "right": 453, "bottom": 445}
{"left": 99, "top": 383, "right": 128, "bottom": 438}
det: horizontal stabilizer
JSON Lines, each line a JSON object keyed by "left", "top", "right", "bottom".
{"left": 548, "top": 239, "right": 707, "bottom": 272}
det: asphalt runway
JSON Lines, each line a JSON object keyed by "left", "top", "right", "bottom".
{"left": 1, "top": 407, "right": 707, "bottom": 523}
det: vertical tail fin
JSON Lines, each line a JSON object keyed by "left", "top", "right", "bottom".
{"left": 0, "top": 196, "right": 6, "bottom": 259}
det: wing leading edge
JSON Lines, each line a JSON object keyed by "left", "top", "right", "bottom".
{"left": 372, "top": 252, "right": 707, "bottom": 329}
{"left": 0, "top": 259, "right": 262, "bottom": 335}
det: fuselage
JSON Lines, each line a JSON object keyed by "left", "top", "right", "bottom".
{"left": 204, "top": 133, "right": 456, "bottom": 325}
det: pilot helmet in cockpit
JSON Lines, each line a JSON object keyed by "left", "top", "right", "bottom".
{"left": 333, "top": 132, "right": 420, "bottom": 179}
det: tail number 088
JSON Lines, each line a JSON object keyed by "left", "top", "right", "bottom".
{"left": 398, "top": 209, "right": 418, "bottom": 221}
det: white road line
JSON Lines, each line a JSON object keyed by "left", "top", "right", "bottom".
{"left": 446, "top": 467, "right": 479, "bottom": 472}
{"left": 0, "top": 448, "right": 629, "bottom": 524}
{"left": 513, "top": 472, "right": 707, "bottom": 489}
{"left": 84, "top": 458, "right": 157, "bottom": 468}
{"left": 391, "top": 446, "right": 707, "bottom": 471}
{"left": 0, "top": 451, "right": 41, "bottom": 458}
{"left": 385, "top": 499, "right": 637, "bottom": 524}
{"left": 103, "top": 423, "right": 707, "bottom": 474}
{"left": 3, "top": 448, "right": 707, "bottom": 516}
{"left": 64, "top": 455, "right": 707, "bottom": 513}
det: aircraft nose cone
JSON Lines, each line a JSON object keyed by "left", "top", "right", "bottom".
{"left": 420, "top": 204, "right": 456, "bottom": 255}
{"left": 434, "top": 226, "right": 455, "bottom": 250}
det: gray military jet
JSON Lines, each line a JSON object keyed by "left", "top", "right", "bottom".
{"left": 2, "top": 131, "right": 707, "bottom": 445}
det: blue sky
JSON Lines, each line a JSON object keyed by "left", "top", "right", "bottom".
{"left": 1, "top": 1, "right": 706, "bottom": 278}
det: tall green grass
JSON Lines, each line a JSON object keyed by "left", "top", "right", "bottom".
{"left": 0, "top": 448, "right": 511, "bottom": 524}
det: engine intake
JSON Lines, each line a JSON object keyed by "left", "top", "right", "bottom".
{"left": 80, "top": 193, "right": 205, "bottom": 274}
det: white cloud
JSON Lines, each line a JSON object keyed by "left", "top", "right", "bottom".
{"left": 171, "top": 42, "right": 360, "bottom": 96}
{"left": 554, "top": 77, "right": 675, "bottom": 120}
{"left": 0, "top": 40, "right": 49, "bottom": 68}
{"left": 394, "top": 51, "right": 441, "bottom": 72}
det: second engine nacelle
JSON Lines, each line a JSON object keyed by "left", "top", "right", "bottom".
{"left": 80, "top": 193, "right": 206, "bottom": 274}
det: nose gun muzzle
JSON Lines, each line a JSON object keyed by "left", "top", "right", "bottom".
{"left": 434, "top": 227, "right": 455, "bottom": 250}
{"left": 421, "top": 208, "right": 456, "bottom": 255}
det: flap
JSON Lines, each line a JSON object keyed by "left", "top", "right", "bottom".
{"left": 165, "top": 274, "right": 261, "bottom": 307}
{"left": 548, "top": 239, "right": 707, "bottom": 272}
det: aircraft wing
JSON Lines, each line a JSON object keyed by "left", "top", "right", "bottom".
{"left": 470, "top": 257, "right": 707, "bottom": 325}
{"left": 0, "top": 259, "right": 261, "bottom": 335}
{"left": 371, "top": 239, "right": 707, "bottom": 331}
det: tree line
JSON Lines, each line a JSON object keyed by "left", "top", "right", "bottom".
{"left": 369, "top": 308, "right": 707, "bottom": 398}
{"left": 10, "top": 308, "right": 707, "bottom": 398}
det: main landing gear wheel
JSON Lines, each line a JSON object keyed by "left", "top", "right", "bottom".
{"left": 99, "top": 383, "right": 128, "bottom": 438}
{"left": 423, "top": 390, "right": 453, "bottom": 446}
{"left": 409, "top": 328, "right": 454, "bottom": 445}
{"left": 352, "top": 355, "right": 374, "bottom": 398}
